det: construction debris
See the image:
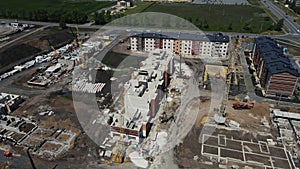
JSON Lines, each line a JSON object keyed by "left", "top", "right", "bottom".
{"left": 129, "top": 151, "right": 148, "bottom": 169}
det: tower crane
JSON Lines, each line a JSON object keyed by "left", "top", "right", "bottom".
{"left": 76, "top": 25, "right": 86, "bottom": 69}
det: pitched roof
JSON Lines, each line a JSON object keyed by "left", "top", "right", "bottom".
{"left": 130, "top": 32, "right": 229, "bottom": 43}
{"left": 265, "top": 63, "right": 300, "bottom": 77}
{"left": 255, "top": 36, "right": 300, "bottom": 77}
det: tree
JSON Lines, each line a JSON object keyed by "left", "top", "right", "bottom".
{"left": 95, "top": 11, "right": 106, "bottom": 25}
{"left": 274, "top": 18, "right": 284, "bottom": 31}
{"left": 104, "top": 10, "right": 112, "bottom": 23}
{"left": 228, "top": 23, "right": 233, "bottom": 30}
{"left": 203, "top": 19, "right": 209, "bottom": 29}
{"left": 59, "top": 18, "right": 67, "bottom": 29}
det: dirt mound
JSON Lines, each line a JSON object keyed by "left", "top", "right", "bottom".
{"left": 24, "top": 38, "right": 50, "bottom": 51}
{"left": 0, "top": 44, "right": 41, "bottom": 68}
{"left": 40, "top": 32, "right": 73, "bottom": 47}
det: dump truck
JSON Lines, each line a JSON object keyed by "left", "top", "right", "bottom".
{"left": 232, "top": 102, "right": 254, "bottom": 109}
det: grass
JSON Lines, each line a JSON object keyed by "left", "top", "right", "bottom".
{"left": 0, "top": 0, "right": 114, "bottom": 15}
{"left": 140, "top": 3, "right": 275, "bottom": 33}
{"left": 248, "top": 0, "right": 278, "bottom": 20}
{"left": 125, "top": 2, "right": 155, "bottom": 15}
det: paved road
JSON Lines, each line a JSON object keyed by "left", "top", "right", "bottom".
{"left": 263, "top": 0, "right": 300, "bottom": 34}
{"left": 0, "top": 25, "right": 49, "bottom": 49}
{"left": 2, "top": 18, "right": 300, "bottom": 45}
{"left": 240, "top": 43, "right": 264, "bottom": 103}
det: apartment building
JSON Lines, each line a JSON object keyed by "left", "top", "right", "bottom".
{"left": 253, "top": 36, "right": 299, "bottom": 97}
{"left": 130, "top": 32, "right": 229, "bottom": 58}
{"left": 110, "top": 50, "right": 174, "bottom": 141}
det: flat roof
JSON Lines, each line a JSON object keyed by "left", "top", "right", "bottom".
{"left": 46, "top": 63, "right": 61, "bottom": 73}
{"left": 272, "top": 109, "right": 300, "bottom": 120}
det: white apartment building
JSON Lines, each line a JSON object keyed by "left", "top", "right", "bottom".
{"left": 144, "top": 38, "right": 155, "bottom": 51}
{"left": 162, "top": 39, "right": 174, "bottom": 53}
{"left": 130, "top": 32, "right": 229, "bottom": 58}
{"left": 181, "top": 40, "right": 193, "bottom": 55}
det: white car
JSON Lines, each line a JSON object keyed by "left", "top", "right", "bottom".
{"left": 297, "top": 29, "right": 300, "bottom": 33}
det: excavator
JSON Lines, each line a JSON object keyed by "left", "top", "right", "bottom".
{"left": 50, "top": 46, "right": 60, "bottom": 60}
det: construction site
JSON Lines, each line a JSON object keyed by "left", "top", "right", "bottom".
{"left": 70, "top": 44, "right": 196, "bottom": 167}
{"left": 173, "top": 35, "right": 300, "bottom": 169}
{"left": 50, "top": 30, "right": 300, "bottom": 168}
{"left": 1, "top": 16, "right": 300, "bottom": 169}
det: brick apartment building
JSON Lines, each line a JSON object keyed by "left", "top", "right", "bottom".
{"left": 253, "top": 36, "right": 299, "bottom": 97}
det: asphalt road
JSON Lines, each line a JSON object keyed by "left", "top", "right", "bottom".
{"left": 2, "top": 18, "right": 300, "bottom": 45}
{"left": 0, "top": 25, "right": 49, "bottom": 49}
{"left": 263, "top": 0, "right": 300, "bottom": 34}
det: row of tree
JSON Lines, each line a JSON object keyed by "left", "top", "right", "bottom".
{"left": 0, "top": 7, "right": 285, "bottom": 32}
{"left": 0, "top": 8, "right": 88, "bottom": 24}
{"left": 94, "top": 11, "right": 125, "bottom": 25}
{"left": 288, "top": 0, "right": 300, "bottom": 15}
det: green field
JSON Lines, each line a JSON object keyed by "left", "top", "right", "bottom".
{"left": 125, "top": 2, "right": 155, "bottom": 15}
{"left": 0, "top": 0, "right": 114, "bottom": 23}
{"left": 138, "top": 3, "right": 275, "bottom": 33}
{"left": 0, "top": 0, "right": 113, "bottom": 13}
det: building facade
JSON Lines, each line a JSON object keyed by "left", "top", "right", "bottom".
{"left": 130, "top": 32, "right": 229, "bottom": 58}
{"left": 253, "top": 36, "right": 299, "bottom": 97}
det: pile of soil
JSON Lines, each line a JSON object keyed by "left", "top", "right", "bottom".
{"left": 0, "top": 44, "right": 41, "bottom": 68}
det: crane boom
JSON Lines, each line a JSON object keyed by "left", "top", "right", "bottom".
{"left": 51, "top": 46, "right": 60, "bottom": 59}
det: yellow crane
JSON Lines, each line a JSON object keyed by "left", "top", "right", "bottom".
{"left": 112, "top": 114, "right": 125, "bottom": 163}
{"left": 51, "top": 46, "right": 60, "bottom": 60}
{"left": 76, "top": 25, "right": 86, "bottom": 69}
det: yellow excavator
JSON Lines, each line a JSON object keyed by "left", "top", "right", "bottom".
{"left": 50, "top": 46, "right": 60, "bottom": 60}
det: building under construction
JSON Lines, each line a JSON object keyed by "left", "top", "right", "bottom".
{"left": 109, "top": 49, "right": 174, "bottom": 142}
{"left": 252, "top": 36, "right": 299, "bottom": 97}
{"left": 0, "top": 93, "right": 23, "bottom": 114}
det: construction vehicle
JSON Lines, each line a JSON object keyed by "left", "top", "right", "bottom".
{"left": 50, "top": 46, "right": 60, "bottom": 60}
{"left": 232, "top": 102, "right": 254, "bottom": 109}
{"left": 3, "top": 151, "right": 11, "bottom": 157}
